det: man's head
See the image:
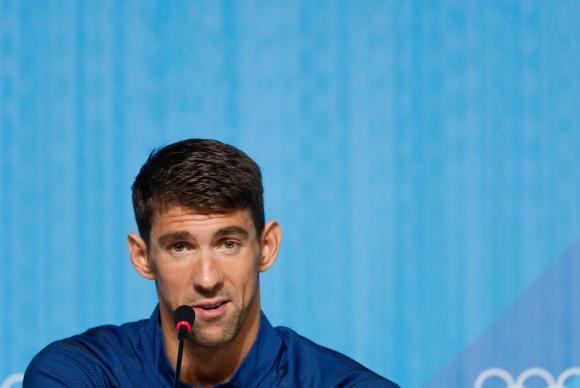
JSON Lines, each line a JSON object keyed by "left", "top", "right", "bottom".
{"left": 128, "top": 139, "right": 281, "bottom": 349}
{"left": 131, "top": 139, "right": 265, "bottom": 245}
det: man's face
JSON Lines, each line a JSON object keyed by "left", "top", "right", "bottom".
{"left": 146, "top": 206, "right": 263, "bottom": 347}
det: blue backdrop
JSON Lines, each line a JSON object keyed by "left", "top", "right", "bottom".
{"left": 1, "top": 1, "right": 579, "bottom": 387}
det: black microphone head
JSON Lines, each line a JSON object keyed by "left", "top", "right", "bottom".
{"left": 174, "top": 305, "right": 195, "bottom": 333}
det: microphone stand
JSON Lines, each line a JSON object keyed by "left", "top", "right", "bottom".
{"left": 173, "top": 305, "right": 195, "bottom": 388}
{"left": 173, "top": 328, "right": 186, "bottom": 388}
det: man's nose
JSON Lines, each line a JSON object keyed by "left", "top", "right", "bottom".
{"left": 193, "top": 250, "right": 224, "bottom": 295}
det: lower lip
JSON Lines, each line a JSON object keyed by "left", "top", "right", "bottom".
{"left": 193, "top": 302, "right": 229, "bottom": 319}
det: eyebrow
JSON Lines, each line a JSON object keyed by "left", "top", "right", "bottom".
{"left": 158, "top": 231, "right": 194, "bottom": 247}
{"left": 213, "top": 226, "right": 250, "bottom": 241}
{"left": 156, "top": 226, "right": 250, "bottom": 247}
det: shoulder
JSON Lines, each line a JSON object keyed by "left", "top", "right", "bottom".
{"left": 275, "top": 326, "right": 400, "bottom": 387}
{"left": 24, "top": 319, "right": 149, "bottom": 387}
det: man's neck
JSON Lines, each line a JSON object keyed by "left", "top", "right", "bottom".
{"left": 160, "top": 302, "right": 262, "bottom": 386}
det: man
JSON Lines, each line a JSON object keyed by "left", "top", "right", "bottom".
{"left": 25, "top": 139, "right": 398, "bottom": 387}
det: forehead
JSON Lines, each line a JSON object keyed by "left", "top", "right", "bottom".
{"left": 150, "top": 206, "right": 254, "bottom": 234}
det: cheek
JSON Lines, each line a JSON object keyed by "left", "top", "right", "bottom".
{"left": 155, "top": 266, "right": 192, "bottom": 300}
{"left": 232, "top": 263, "right": 260, "bottom": 299}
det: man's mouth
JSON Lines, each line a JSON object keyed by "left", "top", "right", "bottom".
{"left": 192, "top": 300, "right": 230, "bottom": 319}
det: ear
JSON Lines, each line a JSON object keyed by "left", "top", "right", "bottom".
{"left": 128, "top": 232, "right": 156, "bottom": 280}
{"left": 258, "top": 220, "right": 282, "bottom": 272}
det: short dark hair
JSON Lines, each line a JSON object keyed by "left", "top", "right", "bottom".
{"left": 131, "top": 139, "right": 264, "bottom": 244}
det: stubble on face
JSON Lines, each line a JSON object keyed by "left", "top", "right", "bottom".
{"left": 149, "top": 208, "right": 264, "bottom": 350}
{"left": 186, "top": 278, "right": 259, "bottom": 348}
{"left": 153, "top": 254, "right": 261, "bottom": 349}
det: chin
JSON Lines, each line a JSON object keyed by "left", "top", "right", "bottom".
{"left": 190, "top": 328, "right": 237, "bottom": 348}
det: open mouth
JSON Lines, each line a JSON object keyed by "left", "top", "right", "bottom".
{"left": 193, "top": 300, "right": 229, "bottom": 318}
{"left": 200, "top": 301, "right": 226, "bottom": 310}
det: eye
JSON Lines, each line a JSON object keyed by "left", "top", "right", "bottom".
{"left": 168, "top": 242, "right": 190, "bottom": 255}
{"left": 218, "top": 239, "right": 242, "bottom": 254}
{"left": 222, "top": 240, "right": 239, "bottom": 250}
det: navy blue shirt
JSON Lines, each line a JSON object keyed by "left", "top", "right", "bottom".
{"left": 24, "top": 307, "right": 398, "bottom": 387}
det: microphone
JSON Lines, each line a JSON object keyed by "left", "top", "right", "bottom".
{"left": 173, "top": 305, "right": 195, "bottom": 388}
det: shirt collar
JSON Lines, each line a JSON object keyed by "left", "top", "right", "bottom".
{"left": 225, "top": 311, "right": 283, "bottom": 385}
{"left": 143, "top": 305, "right": 283, "bottom": 386}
